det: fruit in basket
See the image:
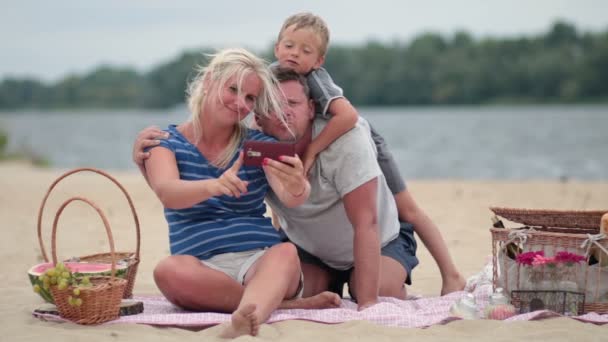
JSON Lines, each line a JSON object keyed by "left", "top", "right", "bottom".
{"left": 28, "top": 261, "right": 127, "bottom": 303}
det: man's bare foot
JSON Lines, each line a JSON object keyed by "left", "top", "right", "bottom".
{"left": 219, "top": 303, "right": 259, "bottom": 338}
{"left": 441, "top": 273, "right": 466, "bottom": 296}
{"left": 279, "top": 291, "right": 342, "bottom": 310}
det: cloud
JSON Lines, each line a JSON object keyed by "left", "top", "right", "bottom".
{"left": 2, "top": 0, "right": 606, "bottom": 81}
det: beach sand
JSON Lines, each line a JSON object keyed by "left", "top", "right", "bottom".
{"left": 2, "top": 161, "right": 607, "bottom": 341}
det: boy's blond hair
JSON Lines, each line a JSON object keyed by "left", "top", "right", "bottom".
{"left": 277, "top": 12, "right": 330, "bottom": 56}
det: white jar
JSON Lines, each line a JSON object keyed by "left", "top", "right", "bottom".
{"left": 450, "top": 293, "right": 479, "bottom": 319}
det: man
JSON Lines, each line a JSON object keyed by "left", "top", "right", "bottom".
{"left": 255, "top": 68, "right": 417, "bottom": 310}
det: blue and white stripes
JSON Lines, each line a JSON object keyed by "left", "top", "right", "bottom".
{"left": 153, "top": 125, "right": 281, "bottom": 260}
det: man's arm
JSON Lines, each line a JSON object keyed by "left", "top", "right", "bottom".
{"left": 342, "top": 177, "right": 380, "bottom": 310}
{"left": 132, "top": 126, "right": 169, "bottom": 185}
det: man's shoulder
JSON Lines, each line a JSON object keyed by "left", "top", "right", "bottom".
{"left": 313, "top": 117, "right": 381, "bottom": 195}
{"left": 314, "top": 117, "right": 376, "bottom": 173}
{"left": 314, "top": 117, "right": 371, "bottom": 149}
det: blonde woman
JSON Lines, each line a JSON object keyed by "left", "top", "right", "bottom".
{"left": 143, "top": 48, "right": 326, "bottom": 338}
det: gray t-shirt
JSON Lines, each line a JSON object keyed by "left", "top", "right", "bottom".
{"left": 307, "top": 67, "right": 344, "bottom": 116}
{"left": 266, "top": 117, "right": 400, "bottom": 270}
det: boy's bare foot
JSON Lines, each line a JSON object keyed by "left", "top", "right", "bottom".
{"left": 219, "top": 303, "right": 259, "bottom": 338}
{"left": 279, "top": 291, "right": 342, "bottom": 310}
{"left": 441, "top": 273, "right": 466, "bottom": 296}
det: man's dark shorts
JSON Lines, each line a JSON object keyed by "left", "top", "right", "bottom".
{"left": 286, "top": 221, "right": 419, "bottom": 298}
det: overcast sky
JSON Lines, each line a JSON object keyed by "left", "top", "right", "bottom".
{"left": 2, "top": 0, "right": 607, "bottom": 82}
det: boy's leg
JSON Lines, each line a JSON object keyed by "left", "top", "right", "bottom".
{"left": 369, "top": 124, "right": 406, "bottom": 197}
{"left": 396, "top": 190, "right": 465, "bottom": 295}
{"left": 369, "top": 125, "right": 465, "bottom": 295}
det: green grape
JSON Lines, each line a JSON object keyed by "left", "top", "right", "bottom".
{"left": 50, "top": 276, "right": 58, "bottom": 285}
{"left": 56, "top": 262, "right": 65, "bottom": 271}
{"left": 74, "top": 298, "right": 83, "bottom": 307}
{"left": 61, "top": 271, "right": 70, "bottom": 279}
{"left": 38, "top": 275, "right": 45, "bottom": 281}
{"left": 68, "top": 296, "right": 75, "bottom": 306}
{"left": 42, "top": 277, "right": 50, "bottom": 286}
{"left": 46, "top": 268, "right": 56, "bottom": 277}
{"left": 81, "top": 276, "right": 91, "bottom": 285}
{"left": 42, "top": 282, "right": 50, "bottom": 290}
{"left": 73, "top": 288, "right": 80, "bottom": 296}
{"left": 33, "top": 284, "right": 41, "bottom": 293}
{"left": 57, "top": 280, "right": 68, "bottom": 290}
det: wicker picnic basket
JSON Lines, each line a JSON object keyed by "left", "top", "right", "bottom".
{"left": 49, "top": 197, "right": 126, "bottom": 324}
{"left": 490, "top": 207, "right": 608, "bottom": 314}
{"left": 37, "top": 168, "right": 141, "bottom": 299}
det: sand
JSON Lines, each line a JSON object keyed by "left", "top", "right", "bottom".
{"left": 2, "top": 161, "right": 608, "bottom": 341}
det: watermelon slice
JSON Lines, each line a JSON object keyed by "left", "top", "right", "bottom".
{"left": 28, "top": 261, "right": 128, "bottom": 303}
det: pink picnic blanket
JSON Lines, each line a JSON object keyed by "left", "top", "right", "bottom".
{"left": 32, "top": 283, "right": 608, "bottom": 328}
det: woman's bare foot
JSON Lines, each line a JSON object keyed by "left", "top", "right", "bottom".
{"left": 441, "top": 273, "right": 466, "bottom": 296}
{"left": 219, "top": 303, "right": 259, "bottom": 338}
{"left": 279, "top": 291, "right": 342, "bottom": 310}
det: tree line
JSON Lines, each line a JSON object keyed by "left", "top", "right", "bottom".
{"left": 1, "top": 21, "right": 606, "bottom": 109}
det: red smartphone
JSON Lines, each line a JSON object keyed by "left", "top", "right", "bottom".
{"left": 243, "top": 140, "right": 296, "bottom": 167}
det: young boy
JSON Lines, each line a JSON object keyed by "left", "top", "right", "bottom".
{"left": 273, "top": 12, "right": 465, "bottom": 295}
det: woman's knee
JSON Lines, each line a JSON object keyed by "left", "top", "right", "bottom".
{"left": 272, "top": 242, "right": 300, "bottom": 266}
{"left": 154, "top": 257, "right": 175, "bottom": 281}
{"left": 267, "top": 243, "right": 301, "bottom": 284}
{"left": 153, "top": 255, "right": 204, "bottom": 308}
{"left": 153, "top": 255, "right": 193, "bottom": 289}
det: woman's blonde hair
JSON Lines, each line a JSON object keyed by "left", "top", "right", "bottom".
{"left": 186, "top": 48, "right": 284, "bottom": 168}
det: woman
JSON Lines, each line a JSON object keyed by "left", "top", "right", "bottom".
{"left": 143, "top": 48, "right": 314, "bottom": 338}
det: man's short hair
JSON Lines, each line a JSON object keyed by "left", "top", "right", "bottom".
{"left": 271, "top": 66, "right": 311, "bottom": 99}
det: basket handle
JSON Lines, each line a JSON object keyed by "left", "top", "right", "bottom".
{"left": 51, "top": 197, "right": 118, "bottom": 279}
{"left": 37, "top": 168, "right": 141, "bottom": 263}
